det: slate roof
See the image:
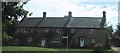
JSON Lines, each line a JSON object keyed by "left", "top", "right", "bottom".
{"left": 67, "top": 17, "right": 103, "bottom": 28}
{"left": 38, "top": 17, "right": 68, "bottom": 27}
{"left": 17, "top": 17, "right": 106, "bottom": 28}
{"left": 18, "top": 17, "right": 43, "bottom": 27}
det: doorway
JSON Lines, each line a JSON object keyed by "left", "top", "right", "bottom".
{"left": 41, "top": 38, "right": 46, "bottom": 46}
{"left": 80, "top": 37, "right": 85, "bottom": 47}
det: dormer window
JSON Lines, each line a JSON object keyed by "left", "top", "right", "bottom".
{"left": 22, "top": 28, "right": 27, "bottom": 32}
{"left": 70, "top": 28, "right": 76, "bottom": 33}
{"left": 56, "top": 29, "right": 60, "bottom": 33}
{"left": 44, "top": 28, "right": 49, "bottom": 33}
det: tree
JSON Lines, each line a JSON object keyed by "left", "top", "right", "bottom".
{"left": 117, "top": 23, "right": 120, "bottom": 36}
{"left": 115, "top": 23, "right": 120, "bottom": 38}
{"left": 2, "top": 2, "right": 28, "bottom": 35}
{"left": 111, "top": 24, "right": 120, "bottom": 47}
{"left": 106, "top": 26, "right": 113, "bottom": 48}
{"left": 2, "top": 2, "right": 29, "bottom": 45}
{"left": 107, "top": 26, "right": 113, "bottom": 36}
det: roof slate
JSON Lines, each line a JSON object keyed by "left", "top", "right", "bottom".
{"left": 67, "top": 17, "right": 102, "bottom": 28}
{"left": 38, "top": 17, "right": 68, "bottom": 27}
{"left": 17, "top": 17, "right": 105, "bottom": 28}
{"left": 18, "top": 18, "right": 42, "bottom": 27}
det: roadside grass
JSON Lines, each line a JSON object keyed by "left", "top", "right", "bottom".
{"left": 2, "top": 46, "right": 93, "bottom": 51}
{"left": 2, "top": 46, "right": 114, "bottom": 53}
{"left": 2, "top": 46, "right": 61, "bottom": 51}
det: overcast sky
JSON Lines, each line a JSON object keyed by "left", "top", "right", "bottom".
{"left": 23, "top": 0, "right": 119, "bottom": 30}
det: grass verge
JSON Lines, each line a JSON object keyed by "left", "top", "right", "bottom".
{"left": 2, "top": 46, "right": 114, "bottom": 53}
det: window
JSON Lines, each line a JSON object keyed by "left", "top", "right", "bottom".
{"left": 27, "top": 37, "right": 32, "bottom": 42}
{"left": 53, "top": 38, "right": 60, "bottom": 43}
{"left": 85, "top": 29, "right": 87, "bottom": 31}
{"left": 70, "top": 28, "right": 76, "bottom": 33}
{"left": 56, "top": 29, "right": 60, "bottom": 33}
{"left": 31, "top": 30, "right": 33, "bottom": 33}
{"left": 90, "top": 29, "right": 96, "bottom": 34}
{"left": 22, "top": 28, "right": 27, "bottom": 32}
{"left": 44, "top": 28, "right": 49, "bottom": 33}
{"left": 90, "top": 39, "right": 95, "bottom": 45}
{"left": 30, "top": 28, "right": 33, "bottom": 33}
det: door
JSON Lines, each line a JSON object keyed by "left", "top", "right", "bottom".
{"left": 80, "top": 37, "right": 84, "bottom": 47}
{"left": 41, "top": 38, "right": 46, "bottom": 46}
{"left": 62, "top": 38, "right": 67, "bottom": 47}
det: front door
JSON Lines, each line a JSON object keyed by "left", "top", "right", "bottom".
{"left": 62, "top": 38, "right": 67, "bottom": 47}
{"left": 80, "top": 37, "right": 84, "bottom": 47}
{"left": 41, "top": 38, "right": 46, "bottom": 46}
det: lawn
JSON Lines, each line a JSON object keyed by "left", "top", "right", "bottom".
{"left": 2, "top": 46, "right": 114, "bottom": 53}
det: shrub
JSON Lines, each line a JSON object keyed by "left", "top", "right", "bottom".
{"left": 2, "top": 33, "right": 13, "bottom": 45}
{"left": 93, "top": 43, "right": 103, "bottom": 53}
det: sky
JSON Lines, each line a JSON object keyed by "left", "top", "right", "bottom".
{"left": 23, "top": 0, "right": 119, "bottom": 30}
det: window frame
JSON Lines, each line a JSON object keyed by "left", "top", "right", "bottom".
{"left": 70, "top": 28, "right": 76, "bottom": 33}
{"left": 56, "top": 29, "right": 61, "bottom": 33}
{"left": 52, "top": 38, "right": 60, "bottom": 43}
{"left": 22, "top": 28, "right": 27, "bottom": 32}
{"left": 90, "top": 29, "right": 96, "bottom": 34}
{"left": 27, "top": 37, "right": 32, "bottom": 42}
{"left": 89, "top": 38, "right": 95, "bottom": 45}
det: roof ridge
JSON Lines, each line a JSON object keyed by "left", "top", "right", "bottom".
{"left": 72, "top": 17, "right": 102, "bottom": 18}
{"left": 27, "top": 18, "right": 41, "bottom": 19}
{"left": 17, "top": 16, "right": 104, "bottom": 28}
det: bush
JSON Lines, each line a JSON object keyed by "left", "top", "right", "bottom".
{"left": 93, "top": 43, "right": 103, "bottom": 53}
{"left": 2, "top": 33, "right": 13, "bottom": 45}
{"left": 2, "top": 34, "right": 13, "bottom": 41}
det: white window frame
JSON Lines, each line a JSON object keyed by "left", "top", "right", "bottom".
{"left": 70, "top": 28, "right": 76, "bottom": 33}
{"left": 31, "top": 30, "right": 33, "bottom": 33}
{"left": 90, "top": 39, "right": 95, "bottom": 44}
{"left": 53, "top": 38, "right": 60, "bottom": 43}
{"left": 90, "top": 29, "right": 95, "bottom": 34}
{"left": 22, "top": 28, "right": 27, "bottom": 32}
{"left": 27, "top": 37, "right": 32, "bottom": 42}
{"left": 56, "top": 29, "right": 60, "bottom": 33}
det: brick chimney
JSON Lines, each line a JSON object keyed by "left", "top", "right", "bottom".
{"left": 103, "top": 11, "right": 106, "bottom": 19}
{"left": 63, "top": 11, "right": 72, "bottom": 27}
{"left": 68, "top": 11, "right": 72, "bottom": 17}
{"left": 100, "top": 11, "right": 106, "bottom": 28}
{"left": 43, "top": 12, "right": 46, "bottom": 18}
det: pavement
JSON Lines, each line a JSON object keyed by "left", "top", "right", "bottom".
{"left": 111, "top": 47, "right": 120, "bottom": 53}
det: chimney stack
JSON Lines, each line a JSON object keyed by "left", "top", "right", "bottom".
{"left": 64, "top": 11, "right": 72, "bottom": 27}
{"left": 103, "top": 11, "right": 106, "bottom": 22}
{"left": 103, "top": 11, "right": 106, "bottom": 18}
{"left": 43, "top": 12, "right": 46, "bottom": 18}
{"left": 100, "top": 11, "right": 106, "bottom": 28}
{"left": 68, "top": 11, "right": 72, "bottom": 17}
